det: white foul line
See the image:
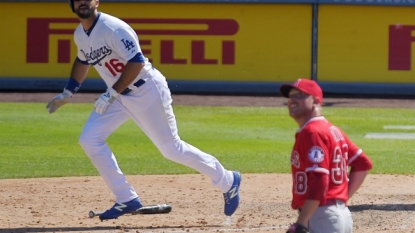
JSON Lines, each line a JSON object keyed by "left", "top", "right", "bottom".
{"left": 364, "top": 133, "right": 415, "bottom": 139}
{"left": 383, "top": 125, "right": 415, "bottom": 130}
{"left": 154, "top": 225, "right": 284, "bottom": 233}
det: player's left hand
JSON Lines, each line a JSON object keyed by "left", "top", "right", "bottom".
{"left": 94, "top": 87, "right": 119, "bottom": 114}
{"left": 286, "top": 223, "right": 309, "bottom": 233}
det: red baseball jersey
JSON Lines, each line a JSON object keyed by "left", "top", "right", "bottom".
{"left": 290, "top": 116, "right": 372, "bottom": 209}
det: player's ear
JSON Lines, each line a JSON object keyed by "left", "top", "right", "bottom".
{"left": 313, "top": 96, "right": 321, "bottom": 106}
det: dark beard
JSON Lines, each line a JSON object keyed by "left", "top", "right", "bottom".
{"left": 75, "top": 7, "right": 94, "bottom": 19}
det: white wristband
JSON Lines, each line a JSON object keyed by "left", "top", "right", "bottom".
{"left": 63, "top": 88, "right": 74, "bottom": 97}
{"left": 108, "top": 87, "right": 119, "bottom": 98}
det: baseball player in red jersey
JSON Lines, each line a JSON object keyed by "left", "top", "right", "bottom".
{"left": 279, "top": 79, "right": 373, "bottom": 233}
{"left": 46, "top": 0, "right": 241, "bottom": 221}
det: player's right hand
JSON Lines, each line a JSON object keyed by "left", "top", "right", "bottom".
{"left": 94, "top": 87, "right": 119, "bottom": 114}
{"left": 46, "top": 89, "right": 73, "bottom": 114}
{"left": 286, "top": 223, "right": 309, "bottom": 233}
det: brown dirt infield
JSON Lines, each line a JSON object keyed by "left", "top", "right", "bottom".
{"left": 0, "top": 93, "right": 414, "bottom": 233}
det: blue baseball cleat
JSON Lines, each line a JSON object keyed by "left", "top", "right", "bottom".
{"left": 223, "top": 171, "right": 241, "bottom": 216}
{"left": 99, "top": 197, "right": 143, "bottom": 220}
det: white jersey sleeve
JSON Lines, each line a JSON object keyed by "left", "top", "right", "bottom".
{"left": 110, "top": 26, "right": 141, "bottom": 62}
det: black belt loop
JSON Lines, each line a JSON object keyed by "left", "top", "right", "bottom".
{"left": 120, "top": 88, "right": 131, "bottom": 95}
{"left": 120, "top": 79, "right": 146, "bottom": 95}
{"left": 133, "top": 79, "right": 145, "bottom": 88}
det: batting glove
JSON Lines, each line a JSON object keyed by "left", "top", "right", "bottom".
{"left": 286, "top": 223, "right": 309, "bottom": 233}
{"left": 94, "top": 87, "right": 119, "bottom": 114}
{"left": 46, "top": 89, "right": 73, "bottom": 114}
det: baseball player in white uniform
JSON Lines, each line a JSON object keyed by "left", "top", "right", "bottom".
{"left": 46, "top": 0, "right": 241, "bottom": 221}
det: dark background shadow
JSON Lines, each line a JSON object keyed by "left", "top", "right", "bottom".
{"left": 349, "top": 203, "right": 415, "bottom": 212}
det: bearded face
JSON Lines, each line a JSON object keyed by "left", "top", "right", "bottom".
{"left": 74, "top": 0, "right": 97, "bottom": 19}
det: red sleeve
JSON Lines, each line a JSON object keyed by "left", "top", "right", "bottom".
{"left": 349, "top": 152, "right": 373, "bottom": 171}
{"left": 306, "top": 172, "right": 328, "bottom": 201}
{"left": 300, "top": 130, "right": 331, "bottom": 173}
{"left": 343, "top": 132, "right": 373, "bottom": 171}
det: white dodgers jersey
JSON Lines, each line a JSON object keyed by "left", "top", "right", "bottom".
{"left": 74, "top": 12, "right": 152, "bottom": 88}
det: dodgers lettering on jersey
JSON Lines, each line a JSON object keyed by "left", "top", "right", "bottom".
{"left": 80, "top": 46, "right": 112, "bottom": 66}
{"left": 290, "top": 116, "right": 363, "bottom": 209}
{"left": 74, "top": 12, "right": 152, "bottom": 88}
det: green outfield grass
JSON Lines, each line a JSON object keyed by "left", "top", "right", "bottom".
{"left": 1, "top": 102, "right": 414, "bottom": 179}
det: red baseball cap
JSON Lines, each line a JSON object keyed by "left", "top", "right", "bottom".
{"left": 279, "top": 78, "right": 323, "bottom": 104}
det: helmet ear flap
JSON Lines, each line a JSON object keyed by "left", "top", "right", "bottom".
{"left": 69, "top": 0, "right": 75, "bottom": 12}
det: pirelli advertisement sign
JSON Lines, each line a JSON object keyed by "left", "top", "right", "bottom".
{"left": 318, "top": 4, "right": 415, "bottom": 83}
{"left": 1, "top": 1, "right": 415, "bottom": 86}
{"left": 0, "top": 2, "right": 312, "bottom": 82}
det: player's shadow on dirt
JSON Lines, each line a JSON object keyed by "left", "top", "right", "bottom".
{"left": 349, "top": 204, "right": 415, "bottom": 212}
{"left": 0, "top": 224, "right": 224, "bottom": 232}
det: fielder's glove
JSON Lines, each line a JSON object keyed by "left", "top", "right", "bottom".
{"left": 94, "top": 87, "right": 119, "bottom": 114}
{"left": 46, "top": 89, "right": 73, "bottom": 114}
{"left": 286, "top": 223, "right": 309, "bottom": 233}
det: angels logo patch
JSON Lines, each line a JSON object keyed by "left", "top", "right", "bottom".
{"left": 308, "top": 146, "right": 325, "bottom": 163}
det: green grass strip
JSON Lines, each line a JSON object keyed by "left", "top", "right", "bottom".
{"left": 0, "top": 103, "right": 414, "bottom": 179}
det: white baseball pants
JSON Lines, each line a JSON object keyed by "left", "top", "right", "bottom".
{"left": 78, "top": 68, "right": 234, "bottom": 203}
{"left": 308, "top": 200, "right": 353, "bottom": 233}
